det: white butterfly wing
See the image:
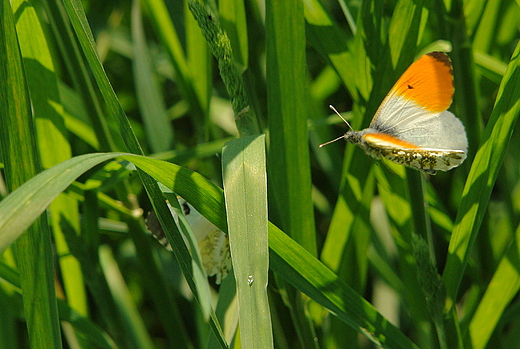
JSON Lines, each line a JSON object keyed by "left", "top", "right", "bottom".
{"left": 370, "top": 95, "right": 467, "bottom": 152}
{"left": 146, "top": 199, "right": 231, "bottom": 284}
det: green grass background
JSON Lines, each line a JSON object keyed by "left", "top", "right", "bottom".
{"left": 0, "top": 0, "right": 519, "bottom": 348}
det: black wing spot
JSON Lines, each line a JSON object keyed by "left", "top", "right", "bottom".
{"left": 182, "top": 202, "right": 191, "bottom": 215}
{"left": 407, "top": 84, "right": 414, "bottom": 89}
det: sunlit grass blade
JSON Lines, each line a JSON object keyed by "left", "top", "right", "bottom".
{"left": 0, "top": 1, "right": 62, "bottom": 347}
{"left": 0, "top": 153, "right": 122, "bottom": 253}
{"left": 265, "top": 1, "right": 319, "bottom": 346}
{"left": 472, "top": 0, "right": 502, "bottom": 53}
{"left": 474, "top": 50, "right": 508, "bottom": 82}
{"left": 56, "top": 81, "right": 100, "bottom": 149}
{"left": 387, "top": 0, "right": 426, "bottom": 70}
{"left": 266, "top": 0, "right": 315, "bottom": 255}
{"left": 222, "top": 135, "right": 272, "bottom": 349}
{"left": 41, "top": 0, "right": 116, "bottom": 152}
{"left": 443, "top": 42, "right": 520, "bottom": 307}
{"left": 13, "top": 0, "right": 87, "bottom": 324}
{"left": 303, "top": 0, "right": 357, "bottom": 98}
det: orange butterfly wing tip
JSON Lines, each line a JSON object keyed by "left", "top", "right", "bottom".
{"left": 390, "top": 52, "right": 454, "bottom": 113}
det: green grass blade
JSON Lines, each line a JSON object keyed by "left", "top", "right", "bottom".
{"left": 62, "top": 0, "right": 141, "bottom": 154}
{"left": 266, "top": 0, "right": 316, "bottom": 254}
{"left": 59, "top": 1, "right": 228, "bottom": 344}
{"left": 304, "top": 0, "right": 357, "bottom": 98}
{"left": 222, "top": 135, "right": 272, "bottom": 349}
{"left": 141, "top": 0, "right": 207, "bottom": 123}
{"left": 468, "top": 223, "right": 520, "bottom": 349}
{"left": 56, "top": 82, "right": 100, "bottom": 149}
{"left": 152, "top": 137, "right": 232, "bottom": 162}
{"left": 0, "top": 288, "right": 17, "bottom": 348}
{"left": 131, "top": 0, "right": 174, "bottom": 153}
{"left": 0, "top": 1, "right": 61, "bottom": 347}
{"left": 474, "top": 50, "right": 508, "bottom": 83}
{"left": 123, "top": 155, "right": 419, "bottom": 349}
{"left": 57, "top": 299, "right": 118, "bottom": 349}
{"left": 0, "top": 260, "right": 117, "bottom": 349}
{"left": 443, "top": 41, "right": 520, "bottom": 307}
{"left": 268, "top": 225, "right": 421, "bottom": 349}
{"left": 127, "top": 191, "right": 195, "bottom": 349}
{"left": 265, "top": 1, "right": 319, "bottom": 346}
{"left": 472, "top": 0, "right": 502, "bottom": 53}
{"left": 206, "top": 273, "right": 238, "bottom": 348}
{"left": 13, "top": 0, "right": 87, "bottom": 321}
{"left": 0, "top": 151, "right": 423, "bottom": 348}
{"left": 41, "top": 0, "right": 116, "bottom": 152}
{"left": 446, "top": 0, "right": 483, "bottom": 166}
{"left": 0, "top": 153, "right": 122, "bottom": 253}
{"left": 99, "top": 246, "right": 155, "bottom": 349}
{"left": 374, "top": 166, "right": 429, "bottom": 322}
{"left": 0, "top": 151, "right": 228, "bottom": 347}
{"left": 387, "top": 0, "right": 426, "bottom": 69}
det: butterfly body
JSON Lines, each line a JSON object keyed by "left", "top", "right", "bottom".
{"left": 322, "top": 52, "right": 468, "bottom": 174}
{"left": 146, "top": 198, "right": 231, "bottom": 284}
{"left": 344, "top": 110, "right": 467, "bottom": 174}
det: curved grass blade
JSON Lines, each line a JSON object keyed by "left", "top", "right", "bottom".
{"left": 443, "top": 42, "right": 520, "bottom": 307}
{"left": 124, "top": 155, "right": 420, "bottom": 349}
{"left": 0, "top": 152, "right": 420, "bottom": 348}
{"left": 0, "top": 153, "right": 123, "bottom": 253}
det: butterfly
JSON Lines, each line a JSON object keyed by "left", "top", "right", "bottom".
{"left": 320, "top": 52, "right": 468, "bottom": 175}
{"left": 146, "top": 198, "right": 231, "bottom": 284}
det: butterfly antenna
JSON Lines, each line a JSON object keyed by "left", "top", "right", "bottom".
{"left": 319, "top": 135, "right": 346, "bottom": 147}
{"left": 319, "top": 105, "right": 353, "bottom": 148}
{"left": 329, "top": 105, "right": 354, "bottom": 131}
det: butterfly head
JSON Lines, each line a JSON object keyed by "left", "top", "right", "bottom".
{"left": 319, "top": 105, "right": 357, "bottom": 148}
{"left": 343, "top": 130, "right": 362, "bottom": 145}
